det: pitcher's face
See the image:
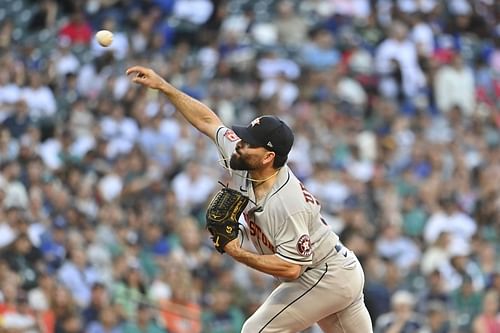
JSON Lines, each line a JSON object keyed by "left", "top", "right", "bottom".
{"left": 230, "top": 140, "right": 267, "bottom": 170}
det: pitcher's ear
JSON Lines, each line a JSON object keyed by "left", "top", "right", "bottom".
{"left": 262, "top": 151, "right": 275, "bottom": 165}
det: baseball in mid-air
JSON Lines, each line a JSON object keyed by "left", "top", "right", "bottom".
{"left": 95, "top": 30, "right": 113, "bottom": 47}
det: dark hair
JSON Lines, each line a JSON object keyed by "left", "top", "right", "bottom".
{"left": 273, "top": 154, "right": 288, "bottom": 168}
{"left": 439, "top": 193, "right": 457, "bottom": 207}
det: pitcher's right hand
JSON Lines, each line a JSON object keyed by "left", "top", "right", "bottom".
{"left": 126, "top": 66, "right": 168, "bottom": 91}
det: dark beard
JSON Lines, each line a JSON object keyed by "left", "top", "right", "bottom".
{"left": 229, "top": 153, "right": 254, "bottom": 170}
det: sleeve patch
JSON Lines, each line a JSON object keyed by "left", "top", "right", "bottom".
{"left": 224, "top": 129, "right": 240, "bottom": 142}
{"left": 296, "top": 235, "right": 312, "bottom": 257}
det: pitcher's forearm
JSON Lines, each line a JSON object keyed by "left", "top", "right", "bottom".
{"left": 158, "top": 82, "right": 222, "bottom": 138}
{"left": 228, "top": 245, "right": 301, "bottom": 280}
{"left": 126, "top": 65, "right": 224, "bottom": 139}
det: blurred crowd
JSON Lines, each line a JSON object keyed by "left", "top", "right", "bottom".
{"left": 0, "top": 0, "right": 499, "bottom": 332}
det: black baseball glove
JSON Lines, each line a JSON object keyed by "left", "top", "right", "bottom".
{"left": 205, "top": 186, "right": 249, "bottom": 253}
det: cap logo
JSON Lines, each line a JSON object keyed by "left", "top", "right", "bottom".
{"left": 266, "top": 141, "right": 273, "bottom": 148}
{"left": 250, "top": 117, "right": 261, "bottom": 127}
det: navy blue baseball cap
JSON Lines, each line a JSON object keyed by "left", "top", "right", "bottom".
{"left": 232, "top": 116, "right": 294, "bottom": 156}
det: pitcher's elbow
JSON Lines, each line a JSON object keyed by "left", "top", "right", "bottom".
{"left": 282, "top": 265, "right": 302, "bottom": 280}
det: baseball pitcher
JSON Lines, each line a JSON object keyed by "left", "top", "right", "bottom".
{"left": 127, "top": 66, "right": 373, "bottom": 333}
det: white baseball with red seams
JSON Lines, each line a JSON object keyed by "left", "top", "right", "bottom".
{"left": 95, "top": 30, "right": 113, "bottom": 47}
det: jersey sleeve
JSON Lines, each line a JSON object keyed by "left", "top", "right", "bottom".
{"left": 214, "top": 126, "right": 239, "bottom": 169}
{"left": 274, "top": 211, "right": 313, "bottom": 266}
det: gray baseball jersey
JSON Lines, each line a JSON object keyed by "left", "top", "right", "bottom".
{"left": 214, "top": 126, "right": 373, "bottom": 333}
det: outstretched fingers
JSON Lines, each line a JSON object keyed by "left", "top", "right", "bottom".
{"left": 125, "top": 65, "right": 147, "bottom": 76}
{"left": 126, "top": 66, "right": 150, "bottom": 85}
{"left": 125, "top": 66, "right": 165, "bottom": 89}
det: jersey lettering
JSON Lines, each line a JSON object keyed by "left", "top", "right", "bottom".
{"left": 244, "top": 212, "right": 275, "bottom": 252}
{"left": 300, "top": 183, "right": 320, "bottom": 205}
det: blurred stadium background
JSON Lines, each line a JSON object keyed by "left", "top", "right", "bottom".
{"left": 0, "top": 0, "right": 499, "bottom": 332}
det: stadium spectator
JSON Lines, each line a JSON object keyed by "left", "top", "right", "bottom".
{"left": 112, "top": 257, "right": 150, "bottom": 320}
{"left": 424, "top": 194, "right": 477, "bottom": 246}
{"left": 201, "top": 288, "right": 245, "bottom": 333}
{"left": 81, "top": 282, "right": 108, "bottom": 327}
{"left": 1, "top": 232, "right": 43, "bottom": 290}
{"left": 274, "top": 0, "right": 309, "bottom": 48}
{"left": 425, "top": 300, "right": 452, "bottom": 333}
{"left": 86, "top": 307, "right": 123, "bottom": 333}
{"left": 375, "top": 222, "right": 421, "bottom": 273}
{"left": 57, "top": 246, "right": 100, "bottom": 307}
{"left": 472, "top": 290, "right": 500, "bottom": 333}
{"left": 374, "top": 290, "right": 427, "bottom": 333}
{"left": 434, "top": 53, "right": 476, "bottom": 115}
{"left": 450, "top": 275, "right": 484, "bottom": 332}
{"left": 122, "top": 303, "right": 166, "bottom": 333}
{"left": 300, "top": 28, "right": 341, "bottom": 70}
{"left": 58, "top": 10, "right": 93, "bottom": 45}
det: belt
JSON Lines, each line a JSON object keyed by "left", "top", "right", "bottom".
{"left": 305, "top": 243, "right": 343, "bottom": 272}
